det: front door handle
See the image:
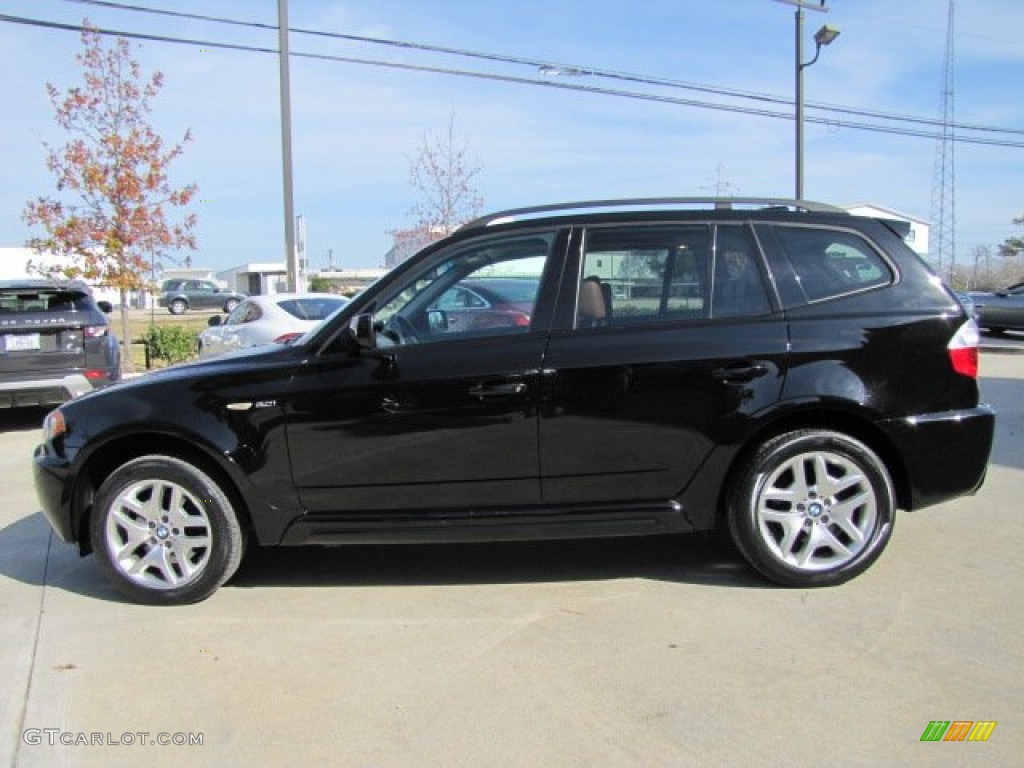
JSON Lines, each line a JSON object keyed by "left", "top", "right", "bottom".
{"left": 711, "top": 362, "right": 769, "bottom": 384}
{"left": 468, "top": 381, "right": 527, "bottom": 399}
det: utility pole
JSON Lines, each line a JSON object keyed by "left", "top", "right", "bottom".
{"left": 278, "top": 0, "right": 297, "bottom": 292}
{"left": 777, "top": 1, "right": 835, "bottom": 200}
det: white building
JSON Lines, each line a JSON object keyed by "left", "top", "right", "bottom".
{"left": 841, "top": 203, "right": 930, "bottom": 258}
{"left": 0, "top": 246, "right": 121, "bottom": 305}
{"left": 216, "top": 263, "right": 288, "bottom": 295}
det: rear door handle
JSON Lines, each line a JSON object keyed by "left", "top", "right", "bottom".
{"left": 711, "top": 362, "right": 769, "bottom": 383}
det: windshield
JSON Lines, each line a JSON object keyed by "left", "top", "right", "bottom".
{"left": 0, "top": 288, "right": 92, "bottom": 312}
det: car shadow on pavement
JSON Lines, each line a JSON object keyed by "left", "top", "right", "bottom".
{"left": 0, "top": 514, "right": 765, "bottom": 602}
{"left": 230, "top": 533, "right": 767, "bottom": 592}
{"left": 0, "top": 407, "right": 48, "bottom": 433}
{"left": 0, "top": 512, "right": 120, "bottom": 601}
{"left": 982, "top": 376, "right": 1024, "bottom": 472}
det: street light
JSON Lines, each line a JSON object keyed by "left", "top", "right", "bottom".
{"left": 778, "top": 0, "right": 841, "bottom": 200}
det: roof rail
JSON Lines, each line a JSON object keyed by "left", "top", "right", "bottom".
{"left": 461, "top": 197, "right": 848, "bottom": 230}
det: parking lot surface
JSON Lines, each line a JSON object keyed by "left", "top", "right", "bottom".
{"left": 1, "top": 352, "right": 1021, "bottom": 767}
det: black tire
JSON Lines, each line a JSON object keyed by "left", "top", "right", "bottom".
{"left": 89, "top": 455, "right": 245, "bottom": 605}
{"left": 223, "top": 298, "right": 239, "bottom": 313}
{"left": 169, "top": 298, "right": 187, "bottom": 315}
{"left": 726, "top": 430, "right": 895, "bottom": 587}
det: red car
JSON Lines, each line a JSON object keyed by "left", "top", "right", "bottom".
{"left": 429, "top": 278, "right": 538, "bottom": 334}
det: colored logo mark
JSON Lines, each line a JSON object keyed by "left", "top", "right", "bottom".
{"left": 920, "top": 720, "right": 997, "bottom": 742}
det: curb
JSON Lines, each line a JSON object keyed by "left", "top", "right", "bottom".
{"left": 980, "top": 344, "right": 1024, "bottom": 355}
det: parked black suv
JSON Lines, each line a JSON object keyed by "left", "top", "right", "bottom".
{"left": 158, "top": 278, "right": 245, "bottom": 315}
{"left": 33, "top": 199, "right": 995, "bottom": 603}
{"left": 1, "top": 279, "right": 120, "bottom": 408}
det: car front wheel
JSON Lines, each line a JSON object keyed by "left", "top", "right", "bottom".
{"left": 727, "top": 430, "right": 895, "bottom": 587}
{"left": 223, "top": 298, "right": 239, "bottom": 313}
{"left": 169, "top": 298, "right": 187, "bottom": 315}
{"left": 89, "top": 455, "right": 245, "bottom": 605}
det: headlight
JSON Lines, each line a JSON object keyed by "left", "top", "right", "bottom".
{"left": 42, "top": 408, "right": 67, "bottom": 443}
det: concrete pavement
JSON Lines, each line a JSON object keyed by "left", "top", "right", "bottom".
{"left": 2, "top": 354, "right": 1021, "bottom": 767}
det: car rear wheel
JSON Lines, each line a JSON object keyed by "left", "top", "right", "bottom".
{"left": 89, "top": 455, "right": 245, "bottom": 605}
{"left": 169, "top": 298, "right": 187, "bottom": 315}
{"left": 727, "top": 430, "right": 895, "bottom": 587}
{"left": 223, "top": 298, "right": 239, "bottom": 313}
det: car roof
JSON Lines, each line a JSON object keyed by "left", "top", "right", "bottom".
{"left": 460, "top": 197, "right": 849, "bottom": 230}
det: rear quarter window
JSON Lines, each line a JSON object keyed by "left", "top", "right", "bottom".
{"left": 774, "top": 226, "right": 893, "bottom": 303}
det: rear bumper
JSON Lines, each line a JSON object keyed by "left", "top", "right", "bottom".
{"left": 0, "top": 373, "right": 109, "bottom": 408}
{"left": 879, "top": 404, "right": 996, "bottom": 511}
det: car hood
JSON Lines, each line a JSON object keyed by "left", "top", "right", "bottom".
{"left": 81, "top": 343, "right": 300, "bottom": 400}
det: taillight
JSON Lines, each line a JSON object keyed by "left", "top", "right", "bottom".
{"left": 274, "top": 332, "right": 303, "bottom": 344}
{"left": 948, "top": 318, "right": 980, "bottom": 378}
{"left": 83, "top": 325, "right": 107, "bottom": 338}
{"left": 84, "top": 370, "right": 108, "bottom": 380}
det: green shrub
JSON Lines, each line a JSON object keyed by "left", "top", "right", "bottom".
{"left": 141, "top": 324, "right": 198, "bottom": 365}
{"left": 309, "top": 275, "right": 332, "bottom": 293}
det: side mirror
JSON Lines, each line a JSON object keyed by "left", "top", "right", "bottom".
{"left": 352, "top": 313, "right": 376, "bottom": 349}
{"left": 207, "top": 315, "right": 223, "bottom": 327}
{"left": 427, "top": 309, "right": 449, "bottom": 333}
{"left": 96, "top": 300, "right": 113, "bottom": 314}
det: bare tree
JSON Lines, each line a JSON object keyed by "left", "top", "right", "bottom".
{"left": 407, "top": 111, "right": 483, "bottom": 235}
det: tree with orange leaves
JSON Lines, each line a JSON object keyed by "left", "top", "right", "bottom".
{"left": 23, "top": 22, "right": 197, "bottom": 369}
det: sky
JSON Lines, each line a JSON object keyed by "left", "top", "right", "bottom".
{"left": 1, "top": 0, "right": 1022, "bottom": 276}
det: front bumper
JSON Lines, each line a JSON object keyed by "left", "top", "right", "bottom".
{"left": 33, "top": 446, "right": 77, "bottom": 543}
{"left": 880, "top": 404, "right": 996, "bottom": 511}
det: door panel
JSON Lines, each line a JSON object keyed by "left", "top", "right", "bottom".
{"left": 286, "top": 335, "right": 546, "bottom": 511}
{"left": 283, "top": 229, "right": 563, "bottom": 514}
{"left": 540, "top": 321, "right": 787, "bottom": 503}
{"left": 540, "top": 223, "right": 787, "bottom": 505}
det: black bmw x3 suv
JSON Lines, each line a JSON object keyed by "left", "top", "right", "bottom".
{"left": 33, "top": 199, "right": 995, "bottom": 604}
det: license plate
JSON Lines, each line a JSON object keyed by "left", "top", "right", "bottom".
{"left": 4, "top": 333, "right": 41, "bottom": 352}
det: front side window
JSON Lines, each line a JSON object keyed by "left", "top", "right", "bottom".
{"left": 374, "top": 233, "right": 553, "bottom": 345}
{"left": 775, "top": 226, "right": 893, "bottom": 302}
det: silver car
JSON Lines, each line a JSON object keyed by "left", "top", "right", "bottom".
{"left": 197, "top": 293, "right": 349, "bottom": 358}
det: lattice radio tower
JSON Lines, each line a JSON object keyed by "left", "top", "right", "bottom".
{"left": 930, "top": 0, "right": 956, "bottom": 280}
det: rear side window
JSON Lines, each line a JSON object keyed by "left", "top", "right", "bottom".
{"left": 577, "top": 224, "right": 772, "bottom": 327}
{"left": 578, "top": 226, "right": 711, "bottom": 327}
{"left": 775, "top": 226, "right": 893, "bottom": 302}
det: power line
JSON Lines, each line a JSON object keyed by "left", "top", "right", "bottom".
{"left": 5, "top": 11, "right": 1024, "bottom": 149}
{"left": 58, "top": 0, "right": 1024, "bottom": 140}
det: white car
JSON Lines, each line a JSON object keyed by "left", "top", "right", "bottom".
{"left": 197, "top": 293, "right": 349, "bottom": 358}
